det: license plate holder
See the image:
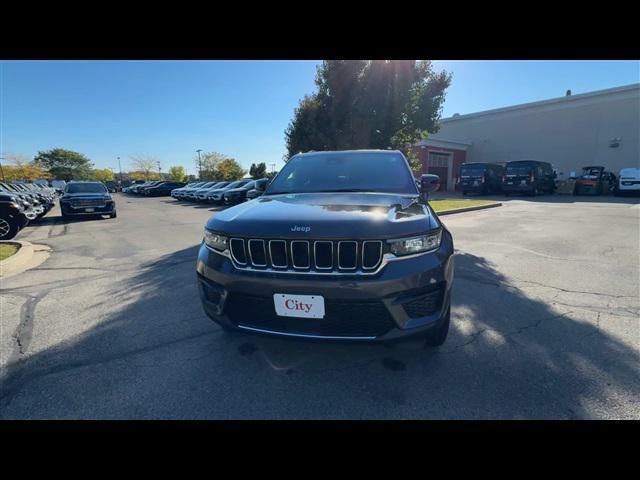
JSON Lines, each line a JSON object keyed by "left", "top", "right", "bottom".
{"left": 273, "top": 294, "right": 325, "bottom": 319}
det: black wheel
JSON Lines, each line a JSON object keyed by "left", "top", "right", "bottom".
{"left": 110, "top": 211, "right": 117, "bottom": 218}
{"left": 423, "top": 306, "right": 451, "bottom": 347}
{"left": 531, "top": 186, "right": 538, "bottom": 197}
{"left": 0, "top": 216, "right": 20, "bottom": 240}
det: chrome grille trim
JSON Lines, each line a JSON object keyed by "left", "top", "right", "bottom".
{"left": 362, "top": 241, "right": 383, "bottom": 270}
{"left": 313, "top": 241, "right": 333, "bottom": 270}
{"left": 247, "top": 239, "right": 267, "bottom": 267}
{"left": 337, "top": 241, "right": 358, "bottom": 270}
{"left": 229, "top": 238, "right": 247, "bottom": 265}
{"left": 290, "top": 240, "right": 310, "bottom": 269}
{"left": 224, "top": 238, "right": 388, "bottom": 274}
{"left": 268, "top": 240, "right": 288, "bottom": 268}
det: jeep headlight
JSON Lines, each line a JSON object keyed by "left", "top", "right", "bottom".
{"left": 388, "top": 230, "right": 442, "bottom": 256}
{"left": 203, "top": 230, "right": 228, "bottom": 251}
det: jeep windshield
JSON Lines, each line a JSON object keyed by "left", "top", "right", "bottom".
{"left": 266, "top": 151, "right": 417, "bottom": 195}
{"left": 65, "top": 183, "right": 107, "bottom": 194}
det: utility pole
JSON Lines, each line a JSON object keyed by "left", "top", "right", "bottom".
{"left": 270, "top": 163, "right": 276, "bottom": 173}
{"left": 0, "top": 157, "right": 5, "bottom": 182}
{"left": 157, "top": 161, "right": 162, "bottom": 178}
{"left": 196, "top": 149, "right": 203, "bottom": 180}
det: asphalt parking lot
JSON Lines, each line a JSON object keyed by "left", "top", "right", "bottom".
{"left": 1, "top": 194, "right": 639, "bottom": 419}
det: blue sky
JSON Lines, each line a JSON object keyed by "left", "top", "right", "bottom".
{"left": 1, "top": 60, "right": 638, "bottom": 175}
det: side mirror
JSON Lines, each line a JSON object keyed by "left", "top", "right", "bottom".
{"left": 420, "top": 174, "right": 440, "bottom": 201}
{"left": 255, "top": 181, "right": 267, "bottom": 192}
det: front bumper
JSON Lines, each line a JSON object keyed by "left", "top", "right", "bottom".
{"left": 619, "top": 181, "right": 640, "bottom": 191}
{"left": 501, "top": 183, "right": 533, "bottom": 193}
{"left": 60, "top": 202, "right": 115, "bottom": 216}
{"left": 196, "top": 231, "right": 454, "bottom": 342}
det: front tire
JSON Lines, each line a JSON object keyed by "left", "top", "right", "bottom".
{"left": 0, "top": 216, "right": 20, "bottom": 240}
{"left": 423, "top": 306, "right": 451, "bottom": 347}
{"left": 110, "top": 211, "right": 117, "bottom": 218}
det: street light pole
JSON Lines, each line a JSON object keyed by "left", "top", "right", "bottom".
{"left": 117, "top": 156, "right": 123, "bottom": 184}
{"left": 196, "top": 149, "right": 203, "bottom": 180}
{"left": 157, "top": 161, "right": 162, "bottom": 178}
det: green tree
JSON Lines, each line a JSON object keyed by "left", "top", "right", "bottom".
{"left": 168, "top": 165, "right": 186, "bottom": 182}
{"left": 33, "top": 148, "right": 94, "bottom": 181}
{"left": 284, "top": 60, "right": 451, "bottom": 167}
{"left": 249, "top": 162, "right": 267, "bottom": 179}
{"left": 197, "top": 151, "right": 227, "bottom": 180}
{"left": 215, "top": 158, "right": 246, "bottom": 181}
{"left": 92, "top": 168, "right": 114, "bottom": 182}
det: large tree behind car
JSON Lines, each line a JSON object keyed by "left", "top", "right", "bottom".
{"left": 284, "top": 60, "right": 451, "bottom": 165}
{"left": 33, "top": 148, "right": 93, "bottom": 181}
{"left": 216, "top": 158, "right": 246, "bottom": 181}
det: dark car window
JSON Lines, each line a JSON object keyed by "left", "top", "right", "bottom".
{"left": 461, "top": 165, "right": 486, "bottom": 176}
{"left": 224, "top": 180, "right": 248, "bottom": 189}
{"left": 506, "top": 163, "right": 535, "bottom": 175}
{"left": 267, "top": 152, "right": 416, "bottom": 195}
{"left": 65, "top": 183, "right": 108, "bottom": 194}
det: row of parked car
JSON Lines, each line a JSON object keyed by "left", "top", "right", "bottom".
{"left": 0, "top": 182, "right": 57, "bottom": 240}
{"left": 459, "top": 161, "right": 639, "bottom": 196}
{"left": 122, "top": 178, "right": 271, "bottom": 206}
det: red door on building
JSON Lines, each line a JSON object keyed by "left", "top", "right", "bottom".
{"left": 427, "top": 152, "right": 451, "bottom": 192}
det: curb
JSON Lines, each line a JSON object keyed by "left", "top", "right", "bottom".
{"left": 0, "top": 240, "right": 50, "bottom": 278}
{"left": 436, "top": 202, "right": 502, "bottom": 216}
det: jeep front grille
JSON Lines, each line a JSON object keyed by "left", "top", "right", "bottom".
{"left": 229, "top": 238, "right": 384, "bottom": 273}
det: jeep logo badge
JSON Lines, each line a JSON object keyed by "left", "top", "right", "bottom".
{"left": 291, "top": 225, "right": 311, "bottom": 232}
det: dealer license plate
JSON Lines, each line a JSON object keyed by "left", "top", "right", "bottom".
{"left": 273, "top": 294, "right": 325, "bottom": 319}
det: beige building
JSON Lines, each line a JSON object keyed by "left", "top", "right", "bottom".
{"left": 419, "top": 83, "right": 640, "bottom": 190}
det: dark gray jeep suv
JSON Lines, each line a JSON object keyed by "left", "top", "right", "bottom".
{"left": 196, "top": 150, "right": 454, "bottom": 344}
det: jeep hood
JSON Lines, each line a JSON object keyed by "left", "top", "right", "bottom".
{"left": 206, "top": 192, "right": 440, "bottom": 239}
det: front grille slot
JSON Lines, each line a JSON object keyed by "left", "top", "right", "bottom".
{"left": 248, "top": 239, "right": 267, "bottom": 267}
{"left": 362, "top": 241, "right": 383, "bottom": 270}
{"left": 338, "top": 241, "right": 358, "bottom": 270}
{"left": 291, "top": 241, "right": 310, "bottom": 269}
{"left": 268, "top": 240, "right": 287, "bottom": 268}
{"left": 314, "top": 241, "right": 333, "bottom": 270}
{"left": 228, "top": 238, "right": 384, "bottom": 274}
{"left": 230, "top": 238, "right": 247, "bottom": 265}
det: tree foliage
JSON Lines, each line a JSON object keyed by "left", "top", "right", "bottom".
{"left": 2, "top": 154, "right": 50, "bottom": 181}
{"left": 168, "top": 165, "right": 186, "bottom": 182}
{"left": 197, "top": 151, "right": 227, "bottom": 180}
{"left": 33, "top": 148, "right": 93, "bottom": 181}
{"left": 215, "top": 158, "right": 246, "bottom": 181}
{"left": 130, "top": 155, "right": 160, "bottom": 179}
{"left": 249, "top": 162, "right": 267, "bottom": 179}
{"left": 127, "top": 170, "right": 161, "bottom": 181}
{"left": 284, "top": 60, "right": 451, "bottom": 165}
{"left": 92, "top": 168, "right": 115, "bottom": 182}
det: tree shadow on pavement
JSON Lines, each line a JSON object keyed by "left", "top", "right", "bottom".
{"left": 1, "top": 246, "right": 638, "bottom": 419}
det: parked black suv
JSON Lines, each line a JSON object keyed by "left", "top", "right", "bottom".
{"left": 460, "top": 162, "right": 504, "bottom": 195}
{"left": 197, "top": 150, "right": 454, "bottom": 344}
{"left": 223, "top": 178, "right": 269, "bottom": 205}
{"left": 502, "top": 160, "right": 556, "bottom": 196}
{"left": 143, "top": 181, "right": 186, "bottom": 196}
{"left": 0, "top": 191, "right": 30, "bottom": 240}
{"left": 60, "top": 181, "right": 117, "bottom": 219}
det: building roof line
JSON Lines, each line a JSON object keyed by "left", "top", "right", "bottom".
{"left": 441, "top": 83, "right": 640, "bottom": 123}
